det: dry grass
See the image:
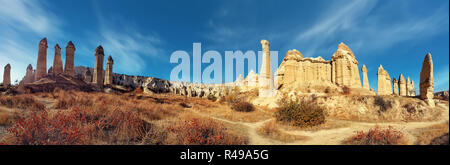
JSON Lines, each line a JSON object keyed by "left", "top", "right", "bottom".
{"left": 193, "top": 104, "right": 272, "bottom": 123}
{"left": 258, "top": 120, "right": 308, "bottom": 143}
{"left": 411, "top": 121, "right": 449, "bottom": 145}
{"left": 0, "top": 95, "right": 45, "bottom": 111}
{"left": 165, "top": 114, "right": 249, "bottom": 145}
{"left": 276, "top": 119, "right": 350, "bottom": 132}
{"left": 343, "top": 126, "right": 409, "bottom": 145}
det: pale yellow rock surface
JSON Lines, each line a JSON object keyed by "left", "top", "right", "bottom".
{"left": 420, "top": 53, "right": 434, "bottom": 107}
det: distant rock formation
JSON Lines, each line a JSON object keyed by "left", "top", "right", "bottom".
{"left": 377, "top": 65, "right": 392, "bottom": 95}
{"left": 105, "top": 56, "right": 114, "bottom": 85}
{"left": 399, "top": 74, "right": 407, "bottom": 96}
{"left": 410, "top": 80, "right": 416, "bottom": 96}
{"left": 93, "top": 46, "right": 104, "bottom": 87}
{"left": 84, "top": 67, "right": 92, "bottom": 83}
{"left": 361, "top": 65, "right": 369, "bottom": 90}
{"left": 331, "top": 42, "right": 361, "bottom": 88}
{"left": 258, "top": 40, "right": 276, "bottom": 97}
{"left": 235, "top": 74, "right": 244, "bottom": 86}
{"left": 22, "top": 64, "right": 35, "bottom": 84}
{"left": 35, "top": 38, "right": 48, "bottom": 81}
{"left": 420, "top": 53, "right": 434, "bottom": 107}
{"left": 393, "top": 78, "right": 399, "bottom": 96}
{"left": 246, "top": 70, "right": 258, "bottom": 87}
{"left": 64, "top": 41, "right": 76, "bottom": 77}
{"left": 53, "top": 44, "right": 63, "bottom": 75}
{"left": 3, "top": 64, "right": 11, "bottom": 87}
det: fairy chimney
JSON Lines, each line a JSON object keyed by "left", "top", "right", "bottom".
{"left": 104, "top": 56, "right": 114, "bottom": 85}
{"left": 64, "top": 41, "right": 76, "bottom": 77}
{"left": 35, "top": 38, "right": 48, "bottom": 80}
{"left": 420, "top": 53, "right": 434, "bottom": 107}
{"left": 53, "top": 44, "right": 63, "bottom": 75}
{"left": 93, "top": 46, "right": 105, "bottom": 87}
{"left": 3, "top": 64, "right": 11, "bottom": 87}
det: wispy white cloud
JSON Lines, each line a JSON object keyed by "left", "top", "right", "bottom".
{"left": 89, "top": 2, "right": 165, "bottom": 75}
{"left": 0, "top": 0, "right": 62, "bottom": 83}
{"left": 287, "top": 0, "right": 449, "bottom": 57}
{"left": 0, "top": 0, "right": 62, "bottom": 36}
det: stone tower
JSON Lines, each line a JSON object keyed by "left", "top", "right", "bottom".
{"left": 64, "top": 41, "right": 76, "bottom": 77}
{"left": 53, "top": 44, "right": 63, "bottom": 75}
{"left": 410, "top": 80, "right": 416, "bottom": 96}
{"left": 398, "top": 74, "right": 406, "bottom": 96}
{"left": 258, "top": 40, "right": 275, "bottom": 97}
{"left": 23, "top": 64, "right": 34, "bottom": 84}
{"left": 93, "top": 46, "right": 105, "bottom": 87}
{"left": 3, "top": 64, "right": 11, "bottom": 87}
{"left": 393, "top": 78, "right": 399, "bottom": 96}
{"left": 361, "top": 64, "right": 369, "bottom": 90}
{"left": 331, "top": 42, "right": 361, "bottom": 88}
{"left": 420, "top": 53, "right": 434, "bottom": 107}
{"left": 377, "top": 65, "right": 392, "bottom": 95}
{"left": 104, "top": 56, "right": 114, "bottom": 85}
{"left": 406, "top": 76, "right": 411, "bottom": 96}
{"left": 84, "top": 68, "right": 92, "bottom": 83}
{"left": 35, "top": 37, "right": 48, "bottom": 80}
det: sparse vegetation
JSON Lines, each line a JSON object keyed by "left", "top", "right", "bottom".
{"left": 275, "top": 95, "right": 325, "bottom": 128}
{"left": 258, "top": 121, "right": 307, "bottom": 142}
{"left": 343, "top": 126, "right": 408, "bottom": 145}
{"left": 231, "top": 101, "right": 255, "bottom": 112}
{"left": 0, "top": 95, "right": 45, "bottom": 111}
{"left": 374, "top": 96, "right": 392, "bottom": 113}
{"left": 412, "top": 121, "right": 449, "bottom": 145}
{"left": 167, "top": 115, "right": 248, "bottom": 145}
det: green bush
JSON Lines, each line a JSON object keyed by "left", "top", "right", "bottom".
{"left": 275, "top": 96, "right": 325, "bottom": 127}
{"left": 231, "top": 101, "right": 255, "bottom": 112}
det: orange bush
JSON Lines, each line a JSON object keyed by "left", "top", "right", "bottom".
{"left": 344, "top": 126, "right": 408, "bottom": 145}
{"left": 167, "top": 116, "right": 247, "bottom": 145}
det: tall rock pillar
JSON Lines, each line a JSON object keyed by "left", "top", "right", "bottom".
{"left": 53, "top": 44, "right": 63, "bottom": 75}
{"left": 104, "top": 56, "right": 114, "bottom": 85}
{"left": 64, "top": 41, "right": 75, "bottom": 77}
{"left": 258, "top": 40, "right": 275, "bottom": 97}
{"left": 377, "top": 65, "right": 392, "bottom": 95}
{"left": 361, "top": 65, "right": 369, "bottom": 90}
{"left": 398, "top": 74, "right": 406, "bottom": 96}
{"left": 3, "top": 64, "right": 11, "bottom": 87}
{"left": 35, "top": 38, "right": 48, "bottom": 80}
{"left": 420, "top": 53, "right": 434, "bottom": 107}
{"left": 393, "top": 78, "right": 399, "bottom": 96}
{"left": 93, "top": 46, "right": 105, "bottom": 87}
{"left": 331, "top": 42, "right": 361, "bottom": 88}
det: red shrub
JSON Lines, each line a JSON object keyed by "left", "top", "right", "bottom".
{"left": 167, "top": 117, "right": 247, "bottom": 145}
{"left": 345, "top": 126, "right": 408, "bottom": 145}
{"left": 7, "top": 108, "right": 88, "bottom": 145}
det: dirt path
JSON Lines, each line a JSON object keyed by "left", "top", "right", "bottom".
{"left": 189, "top": 105, "right": 449, "bottom": 145}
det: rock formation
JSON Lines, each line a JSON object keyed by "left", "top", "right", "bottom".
{"left": 410, "top": 80, "right": 416, "bottom": 96}
{"left": 48, "top": 66, "right": 53, "bottom": 74}
{"left": 258, "top": 40, "right": 276, "bottom": 97}
{"left": 93, "top": 46, "right": 105, "bottom": 87}
{"left": 406, "top": 76, "right": 411, "bottom": 96}
{"left": 22, "top": 64, "right": 35, "bottom": 84}
{"left": 246, "top": 70, "right": 258, "bottom": 87}
{"left": 398, "top": 74, "right": 406, "bottom": 96}
{"left": 3, "top": 64, "right": 11, "bottom": 87}
{"left": 331, "top": 42, "right": 361, "bottom": 88}
{"left": 361, "top": 65, "right": 369, "bottom": 90}
{"left": 84, "top": 68, "right": 92, "bottom": 83}
{"left": 392, "top": 78, "right": 399, "bottom": 96}
{"left": 420, "top": 53, "right": 434, "bottom": 107}
{"left": 235, "top": 74, "right": 244, "bottom": 86}
{"left": 64, "top": 41, "right": 75, "bottom": 77}
{"left": 377, "top": 65, "right": 392, "bottom": 95}
{"left": 105, "top": 56, "right": 114, "bottom": 85}
{"left": 35, "top": 38, "right": 48, "bottom": 81}
{"left": 53, "top": 44, "right": 63, "bottom": 75}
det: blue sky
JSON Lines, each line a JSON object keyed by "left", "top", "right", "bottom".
{"left": 0, "top": 0, "right": 448, "bottom": 92}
